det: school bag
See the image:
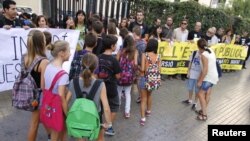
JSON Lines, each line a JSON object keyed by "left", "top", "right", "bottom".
{"left": 145, "top": 53, "right": 161, "bottom": 91}
{"left": 40, "top": 70, "right": 67, "bottom": 132}
{"left": 12, "top": 55, "right": 45, "bottom": 112}
{"left": 66, "top": 78, "right": 102, "bottom": 140}
{"left": 98, "top": 55, "right": 113, "bottom": 82}
{"left": 118, "top": 53, "right": 134, "bottom": 86}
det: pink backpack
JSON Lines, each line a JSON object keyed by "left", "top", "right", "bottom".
{"left": 40, "top": 70, "right": 67, "bottom": 132}
{"left": 118, "top": 53, "right": 135, "bottom": 86}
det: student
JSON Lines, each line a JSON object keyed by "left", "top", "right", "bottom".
{"left": 68, "top": 53, "right": 112, "bottom": 141}
{"left": 43, "top": 40, "right": 71, "bottom": 140}
{"left": 182, "top": 50, "right": 201, "bottom": 111}
{"left": 133, "top": 26, "right": 146, "bottom": 103}
{"left": 117, "top": 35, "right": 138, "bottom": 118}
{"left": 23, "top": 30, "right": 49, "bottom": 141}
{"left": 43, "top": 31, "right": 54, "bottom": 61}
{"left": 196, "top": 39, "right": 219, "bottom": 121}
{"left": 97, "top": 35, "right": 121, "bottom": 135}
{"left": 139, "top": 39, "right": 161, "bottom": 126}
{"left": 75, "top": 10, "right": 87, "bottom": 50}
{"left": 69, "top": 32, "right": 98, "bottom": 80}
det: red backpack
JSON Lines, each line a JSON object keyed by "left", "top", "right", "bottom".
{"left": 40, "top": 70, "right": 67, "bottom": 132}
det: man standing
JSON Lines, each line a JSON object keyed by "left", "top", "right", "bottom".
{"left": 161, "top": 16, "right": 174, "bottom": 41}
{"left": 0, "top": 0, "right": 21, "bottom": 29}
{"left": 187, "top": 22, "right": 202, "bottom": 42}
{"left": 173, "top": 19, "right": 189, "bottom": 81}
{"left": 128, "top": 10, "right": 149, "bottom": 40}
{"left": 148, "top": 18, "right": 161, "bottom": 35}
{"left": 240, "top": 31, "right": 250, "bottom": 69}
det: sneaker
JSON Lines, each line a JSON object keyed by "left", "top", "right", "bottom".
{"left": 145, "top": 110, "right": 151, "bottom": 117}
{"left": 182, "top": 99, "right": 192, "bottom": 105}
{"left": 140, "top": 119, "right": 146, "bottom": 126}
{"left": 105, "top": 127, "right": 115, "bottom": 136}
{"left": 136, "top": 96, "right": 141, "bottom": 103}
{"left": 124, "top": 113, "right": 130, "bottom": 118}
{"left": 191, "top": 104, "right": 197, "bottom": 110}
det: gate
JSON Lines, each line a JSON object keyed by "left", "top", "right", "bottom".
{"left": 43, "top": 0, "right": 134, "bottom": 26}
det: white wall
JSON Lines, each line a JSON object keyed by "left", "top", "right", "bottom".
{"left": 15, "top": 0, "right": 42, "bottom": 15}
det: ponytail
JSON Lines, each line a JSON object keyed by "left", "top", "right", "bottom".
{"left": 82, "top": 67, "right": 92, "bottom": 87}
{"left": 81, "top": 54, "right": 98, "bottom": 88}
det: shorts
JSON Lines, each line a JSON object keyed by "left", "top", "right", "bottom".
{"left": 138, "top": 76, "right": 146, "bottom": 89}
{"left": 200, "top": 81, "right": 213, "bottom": 91}
{"left": 186, "top": 79, "right": 199, "bottom": 94}
{"left": 105, "top": 83, "right": 120, "bottom": 112}
{"left": 108, "top": 95, "right": 120, "bottom": 113}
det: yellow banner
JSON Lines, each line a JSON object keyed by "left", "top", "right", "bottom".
{"left": 158, "top": 42, "right": 248, "bottom": 74}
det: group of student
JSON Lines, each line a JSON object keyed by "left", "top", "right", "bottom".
{"left": 1, "top": 0, "right": 222, "bottom": 140}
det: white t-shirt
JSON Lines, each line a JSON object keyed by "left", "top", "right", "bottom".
{"left": 112, "top": 35, "right": 123, "bottom": 55}
{"left": 189, "top": 51, "right": 201, "bottom": 79}
{"left": 44, "top": 63, "right": 69, "bottom": 94}
{"left": 200, "top": 49, "right": 219, "bottom": 84}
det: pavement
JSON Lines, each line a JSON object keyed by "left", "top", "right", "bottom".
{"left": 0, "top": 65, "right": 250, "bottom": 141}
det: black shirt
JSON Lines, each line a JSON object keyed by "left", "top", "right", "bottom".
{"left": 128, "top": 21, "right": 149, "bottom": 38}
{"left": 98, "top": 54, "right": 121, "bottom": 84}
{"left": 215, "top": 34, "right": 223, "bottom": 43}
{"left": 161, "top": 25, "right": 174, "bottom": 40}
{"left": 239, "top": 37, "right": 250, "bottom": 46}
{"left": 187, "top": 30, "right": 202, "bottom": 40}
{"left": 0, "top": 15, "right": 21, "bottom": 28}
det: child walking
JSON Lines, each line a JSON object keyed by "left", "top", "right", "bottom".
{"left": 42, "top": 40, "right": 71, "bottom": 141}
{"left": 117, "top": 35, "right": 138, "bottom": 118}
{"left": 139, "top": 39, "right": 161, "bottom": 126}
{"left": 97, "top": 35, "right": 121, "bottom": 135}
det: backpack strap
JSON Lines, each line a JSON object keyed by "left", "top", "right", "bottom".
{"left": 49, "top": 70, "right": 67, "bottom": 91}
{"left": 27, "top": 56, "right": 46, "bottom": 73}
{"left": 73, "top": 78, "right": 83, "bottom": 98}
{"left": 145, "top": 53, "right": 153, "bottom": 64}
{"left": 191, "top": 51, "right": 197, "bottom": 64}
{"left": 87, "top": 79, "right": 102, "bottom": 100}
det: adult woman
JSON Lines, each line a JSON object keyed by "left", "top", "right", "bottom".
{"left": 36, "top": 15, "right": 48, "bottom": 28}
{"left": 149, "top": 25, "right": 163, "bottom": 42}
{"left": 196, "top": 39, "right": 219, "bottom": 121}
{"left": 222, "top": 29, "right": 233, "bottom": 44}
{"left": 119, "top": 18, "right": 129, "bottom": 29}
{"left": 24, "top": 30, "right": 49, "bottom": 141}
{"left": 75, "top": 10, "right": 87, "bottom": 50}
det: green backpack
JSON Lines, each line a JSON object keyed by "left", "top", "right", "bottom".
{"left": 66, "top": 78, "right": 102, "bottom": 140}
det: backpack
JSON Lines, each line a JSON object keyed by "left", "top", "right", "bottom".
{"left": 136, "top": 39, "right": 146, "bottom": 66}
{"left": 216, "top": 61, "right": 222, "bottom": 78}
{"left": 145, "top": 53, "right": 161, "bottom": 91}
{"left": 98, "top": 55, "right": 113, "bottom": 82}
{"left": 40, "top": 70, "right": 67, "bottom": 132}
{"left": 118, "top": 53, "right": 134, "bottom": 86}
{"left": 12, "top": 55, "right": 45, "bottom": 112}
{"left": 66, "top": 78, "right": 102, "bottom": 140}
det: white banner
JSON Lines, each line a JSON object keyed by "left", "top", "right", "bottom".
{"left": 0, "top": 28, "right": 80, "bottom": 92}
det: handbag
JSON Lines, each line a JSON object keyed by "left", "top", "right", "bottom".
{"left": 40, "top": 70, "right": 67, "bottom": 132}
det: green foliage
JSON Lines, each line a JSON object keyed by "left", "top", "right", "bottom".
{"left": 131, "top": 0, "right": 250, "bottom": 34}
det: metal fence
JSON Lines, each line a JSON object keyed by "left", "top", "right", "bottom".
{"left": 43, "top": 0, "right": 134, "bottom": 26}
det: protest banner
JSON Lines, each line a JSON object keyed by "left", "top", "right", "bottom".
{"left": 158, "top": 41, "right": 247, "bottom": 75}
{"left": 0, "top": 28, "right": 79, "bottom": 92}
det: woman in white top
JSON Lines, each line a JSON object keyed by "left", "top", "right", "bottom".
{"left": 196, "top": 38, "right": 219, "bottom": 121}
